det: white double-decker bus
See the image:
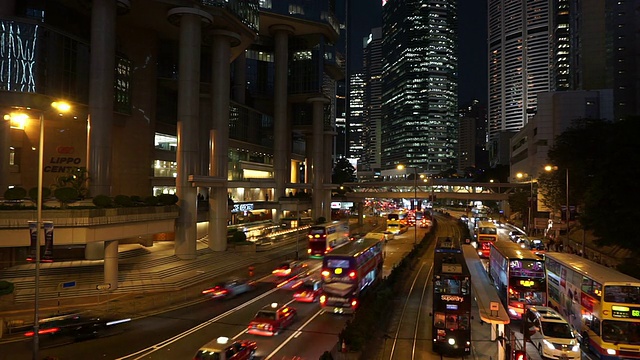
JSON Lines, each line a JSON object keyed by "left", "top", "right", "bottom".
{"left": 307, "top": 221, "right": 349, "bottom": 258}
{"left": 545, "top": 253, "right": 640, "bottom": 360}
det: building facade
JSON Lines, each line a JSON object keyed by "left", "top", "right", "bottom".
{"left": 381, "top": 0, "right": 458, "bottom": 175}
{"left": 0, "top": 0, "right": 342, "bottom": 273}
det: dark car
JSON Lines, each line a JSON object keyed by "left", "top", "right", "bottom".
{"left": 202, "top": 278, "right": 255, "bottom": 299}
{"left": 25, "top": 312, "right": 131, "bottom": 347}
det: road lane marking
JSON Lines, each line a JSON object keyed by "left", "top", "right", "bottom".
{"left": 264, "top": 309, "right": 324, "bottom": 360}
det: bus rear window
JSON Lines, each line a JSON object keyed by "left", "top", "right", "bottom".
{"left": 309, "top": 228, "right": 325, "bottom": 235}
{"left": 326, "top": 259, "right": 351, "bottom": 268}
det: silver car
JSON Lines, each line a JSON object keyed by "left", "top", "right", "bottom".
{"left": 202, "top": 278, "right": 255, "bottom": 299}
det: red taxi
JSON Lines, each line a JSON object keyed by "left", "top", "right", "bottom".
{"left": 292, "top": 278, "right": 322, "bottom": 303}
{"left": 247, "top": 303, "right": 297, "bottom": 336}
{"left": 193, "top": 336, "right": 257, "bottom": 360}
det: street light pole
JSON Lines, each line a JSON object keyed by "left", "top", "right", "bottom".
{"left": 413, "top": 167, "right": 417, "bottom": 245}
{"left": 33, "top": 112, "right": 44, "bottom": 360}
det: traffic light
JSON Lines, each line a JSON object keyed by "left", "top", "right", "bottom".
{"left": 513, "top": 350, "right": 527, "bottom": 360}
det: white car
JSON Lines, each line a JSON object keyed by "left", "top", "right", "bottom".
{"left": 525, "top": 306, "right": 581, "bottom": 360}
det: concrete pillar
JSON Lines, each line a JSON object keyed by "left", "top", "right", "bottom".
{"left": 168, "top": 7, "right": 212, "bottom": 260}
{"left": 0, "top": 118, "right": 10, "bottom": 194}
{"left": 272, "top": 25, "right": 294, "bottom": 200}
{"left": 84, "top": 241, "right": 104, "bottom": 260}
{"left": 358, "top": 202, "right": 364, "bottom": 226}
{"left": 87, "top": 0, "right": 117, "bottom": 197}
{"left": 323, "top": 131, "right": 334, "bottom": 220}
{"left": 104, "top": 239, "right": 119, "bottom": 290}
{"left": 232, "top": 51, "right": 246, "bottom": 104}
{"left": 208, "top": 30, "right": 240, "bottom": 252}
{"left": 304, "top": 135, "right": 313, "bottom": 218}
{"left": 307, "top": 97, "right": 329, "bottom": 220}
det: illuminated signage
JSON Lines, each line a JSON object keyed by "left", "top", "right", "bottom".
{"left": 611, "top": 305, "right": 640, "bottom": 319}
{"left": 441, "top": 295, "right": 464, "bottom": 303}
{"left": 446, "top": 304, "right": 458, "bottom": 310}
{"left": 331, "top": 202, "right": 341, "bottom": 209}
{"left": 232, "top": 203, "right": 254, "bottom": 213}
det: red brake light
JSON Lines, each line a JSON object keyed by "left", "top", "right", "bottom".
{"left": 348, "top": 271, "right": 357, "bottom": 279}
{"left": 321, "top": 270, "right": 330, "bottom": 277}
{"left": 320, "top": 295, "right": 327, "bottom": 304}
{"left": 351, "top": 299, "right": 358, "bottom": 307}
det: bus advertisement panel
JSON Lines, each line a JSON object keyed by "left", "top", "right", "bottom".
{"left": 432, "top": 237, "right": 472, "bottom": 357}
{"left": 475, "top": 221, "right": 498, "bottom": 258}
{"left": 545, "top": 253, "right": 640, "bottom": 360}
{"left": 307, "top": 221, "right": 349, "bottom": 258}
{"left": 489, "top": 241, "right": 546, "bottom": 319}
{"left": 319, "top": 233, "right": 385, "bottom": 314}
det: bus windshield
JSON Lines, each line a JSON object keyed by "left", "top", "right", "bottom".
{"left": 602, "top": 320, "right": 640, "bottom": 345}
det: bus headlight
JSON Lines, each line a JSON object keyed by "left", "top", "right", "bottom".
{"left": 606, "top": 349, "right": 616, "bottom": 355}
{"left": 448, "top": 338, "right": 456, "bottom": 345}
{"left": 543, "top": 339, "right": 555, "bottom": 350}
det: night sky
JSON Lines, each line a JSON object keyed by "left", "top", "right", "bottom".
{"left": 348, "top": 0, "right": 488, "bottom": 106}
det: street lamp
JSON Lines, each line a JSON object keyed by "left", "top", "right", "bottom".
{"left": 397, "top": 164, "right": 418, "bottom": 245}
{"left": 515, "top": 172, "right": 534, "bottom": 235}
{"left": 545, "top": 165, "right": 573, "bottom": 255}
{"left": 8, "top": 101, "right": 71, "bottom": 360}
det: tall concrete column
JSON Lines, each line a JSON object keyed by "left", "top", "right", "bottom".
{"left": 323, "top": 131, "right": 334, "bottom": 219}
{"left": 87, "top": 0, "right": 117, "bottom": 197}
{"left": 232, "top": 51, "right": 246, "bottom": 104}
{"left": 0, "top": 118, "right": 10, "bottom": 194}
{"left": 308, "top": 97, "right": 329, "bottom": 220}
{"left": 208, "top": 30, "right": 240, "bottom": 251}
{"left": 304, "top": 134, "right": 314, "bottom": 219}
{"left": 168, "top": 8, "right": 212, "bottom": 260}
{"left": 104, "top": 239, "right": 119, "bottom": 290}
{"left": 272, "top": 25, "right": 294, "bottom": 201}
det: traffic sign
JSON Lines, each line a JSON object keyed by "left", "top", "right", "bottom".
{"left": 59, "top": 281, "right": 76, "bottom": 290}
{"left": 96, "top": 283, "right": 111, "bottom": 291}
{"left": 490, "top": 301, "right": 499, "bottom": 311}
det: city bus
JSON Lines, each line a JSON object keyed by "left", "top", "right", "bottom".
{"left": 475, "top": 220, "right": 499, "bottom": 258}
{"left": 307, "top": 221, "right": 349, "bottom": 258}
{"left": 319, "top": 232, "right": 385, "bottom": 314}
{"left": 545, "top": 253, "right": 640, "bottom": 360}
{"left": 489, "top": 241, "right": 546, "bottom": 319}
{"left": 432, "top": 237, "right": 472, "bottom": 357}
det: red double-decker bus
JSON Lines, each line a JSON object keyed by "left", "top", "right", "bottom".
{"left": 319, "top": 232, "right": 385, "bottom": 314}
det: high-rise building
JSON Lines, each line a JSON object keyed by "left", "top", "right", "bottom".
{"left": 458, "top": 100, "right": 488, "bottom": 174}
{"left": 362, "top": 27, "right": 383, "bottom": 173}
{"left": 381, "top": 0, "right": 458, "bottom": 174}
{"left": 487, "top": 0, "right": 553, "bottom": 165}
{"left": 348, "top": 71, "right": 366, "bottom": 163}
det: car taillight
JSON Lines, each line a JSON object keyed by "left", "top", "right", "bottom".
{"left": 307, "top": 249, "right": 311, "bottom": 254}
{"left": 348, "top": 271, "right": 357, "bottom": 279}
{"left": 320, "top": 295, "right": 327, "bottom": 304}
{"left": 25, "top": 327, "right": 59, "bottom": 337}
{"left": 321, "top": 270, "right": 330, "bottom": 277}
{"left": 351, "top": 299, "right": 358, "bottom": 307}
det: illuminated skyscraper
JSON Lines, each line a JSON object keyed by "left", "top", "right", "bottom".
{"left": 381, "top": 0, "right": 458, "bottom": 174}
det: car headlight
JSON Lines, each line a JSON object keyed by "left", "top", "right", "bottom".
{"left": 606, "top": 349, "right": 616, "bottom": 355}
{"left": 543, "top": 339, "right": 555, "bottom": 350}
{"left": 571, "top": 344, "right": 580, "bottom": 352}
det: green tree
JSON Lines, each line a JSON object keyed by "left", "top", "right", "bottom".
{"left": 332, "top": 157, "right": 356, "bottom": 185}
{"left": 54, "top": 167, "right": 90, "bottom": 199}
{"left": 507, "top": 190, "right": 529, "bottom": 217}
{"left": 54, "top": 187, "right": 79, "bottom": 209}
{"left": 4, "top": 187, "right": 27, "bottom": 201}
{"left": 542, "top": 118, "right": 640, "bottom": 250}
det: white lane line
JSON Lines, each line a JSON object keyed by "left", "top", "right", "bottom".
{"left": 264, "top": 309, "right": 325, "bottom": 360}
